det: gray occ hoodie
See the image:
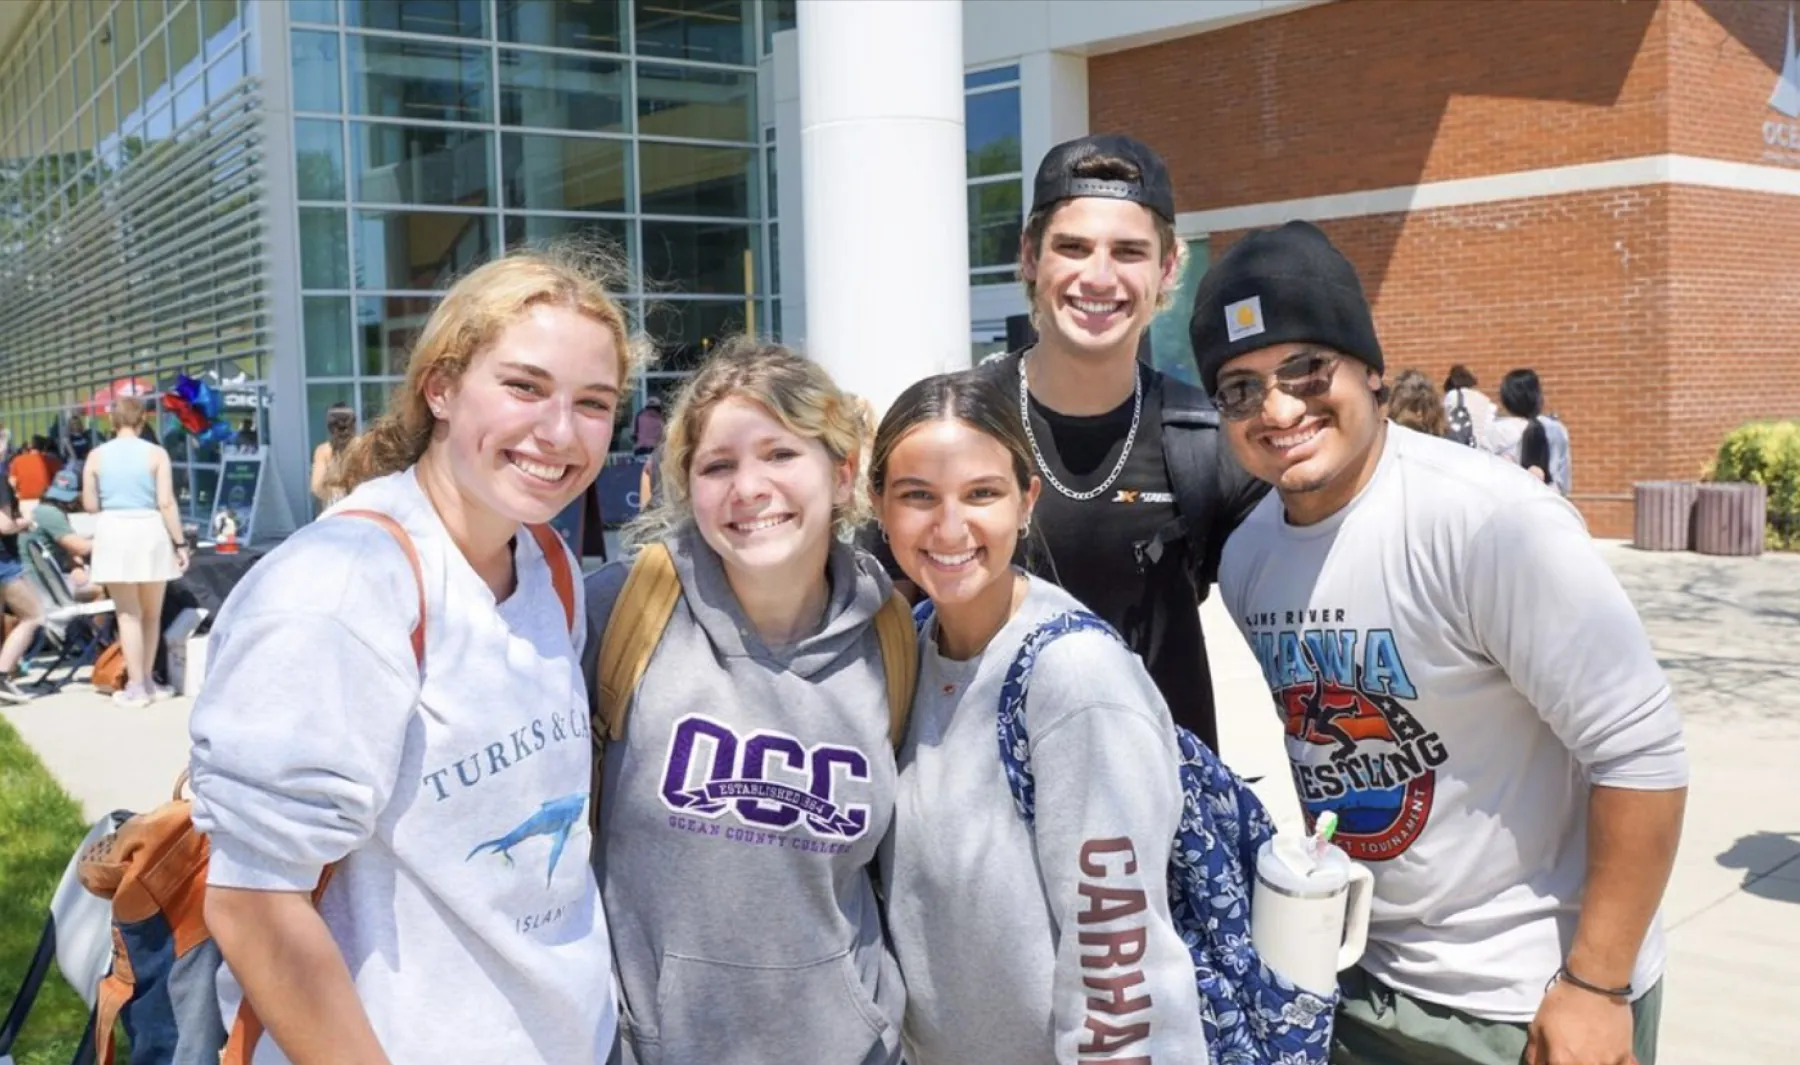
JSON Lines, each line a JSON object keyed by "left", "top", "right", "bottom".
{"left": 583, "top": 526, "right": 906, "bottom": 1065}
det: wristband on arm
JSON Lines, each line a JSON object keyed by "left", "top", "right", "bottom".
{"left": 1547, "top": 964, "right": 1632, "bottom": 1003}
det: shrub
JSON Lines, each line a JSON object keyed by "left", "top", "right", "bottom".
{"left": 1708, "top": 420, "right": 1800, "bottom": 549}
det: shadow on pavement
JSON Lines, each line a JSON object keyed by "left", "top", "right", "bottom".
{"left": 1716, "top": 830, "right": 1800, "bottom": 903}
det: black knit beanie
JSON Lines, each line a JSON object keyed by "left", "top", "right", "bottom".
{"left": 1188, "top": 220, "right": 1383, "bottom": 395}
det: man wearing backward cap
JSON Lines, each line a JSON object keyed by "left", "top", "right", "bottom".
{"left": 1198, "top": 220, "right": 1688, "bottom": 1065}
{"left": 965, "top": 133, "right": 1269, "bottom": 754}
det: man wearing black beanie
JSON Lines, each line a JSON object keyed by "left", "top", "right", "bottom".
{"left": 1194, "top": 221, "right": 1687, "bottom": 1065}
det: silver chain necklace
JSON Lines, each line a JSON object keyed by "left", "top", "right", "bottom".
{"left": 1018, "top": 353, "right": 1143, "bottom": 502}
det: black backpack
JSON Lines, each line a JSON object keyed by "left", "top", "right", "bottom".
{"left": 1446, "top": 391, "right": 1478, "bottom": 447}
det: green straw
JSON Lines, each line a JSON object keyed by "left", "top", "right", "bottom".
{"left": 1316, "top": 811, "right": 1339, "bottom": 844}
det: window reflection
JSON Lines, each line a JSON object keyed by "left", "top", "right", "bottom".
{"left": 347, "top": 0, "right": 487, "bottom": 38}
{"left": 641, "top": 219, "right": 756, "bottom": 295}
{"left": 503, "top": 133, "right": 630, "bottom": 215}
{"left": 353, "top": 209, "right": 497, "bottom": 290}
{"left": 357, "top": 294, "right": 435, "bottom": 376}
{"left": 646, "top": 299, "right": 750, "bottom": 372}
{"left": 295, "top": 119, "right": 344, "bottom": 201}
{"left": 639, "top": 142, "right": 753, "bottom": 218}
{"left": 636, "top": 64, "right": 754, "bottom": 144}
{"left": 348, "top": 36, "right": 492, "bottom": 124}
{"left": 968, "top": 181, "right": 1021, "bottom": 271}
{"left": 498, "top": 0, "right": 625, "bottom": 53}
{"left": 498, "top": 50, "right": 627, "bottom": 133}
{"left": 504, "top": 214, "right": 632, "bottom": 265}
{"left": 635, "top": 0, "right": 751, "bottom": 66}
{"left": 303, "top": 296, "right": 355, "bottom": 376}
{"left": 352, "top": 123, "right": 492, "bottom": 207}
{"left": 966, "top": 89, "right": 1021, "bottom": 178}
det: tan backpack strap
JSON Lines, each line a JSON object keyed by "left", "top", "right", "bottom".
{"left": 594, "top": 543, "right": 681, "bottom": 743}
{"left": 525, "top": 524, "right": 577, "bottom": 633}
{"left": 589, "top": 544, "right": 681, "bottom": 837}
{"left": 874, "top": 591, "right": 919, "bottom": 749}
{"left": 334, "top": 510, "right": 426, "bottom": 668}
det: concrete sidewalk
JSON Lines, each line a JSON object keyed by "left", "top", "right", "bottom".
{"left": 6, "top": 539, "right": 1796, "bottom": 1063}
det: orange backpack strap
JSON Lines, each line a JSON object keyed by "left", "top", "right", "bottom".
{"left": 334, "top": 509, "right": 427, "bottom": 667}
{"left": 525, "top": 523, "right": 578, "bottom": 633}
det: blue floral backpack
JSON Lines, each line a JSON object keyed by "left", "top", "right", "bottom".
{"left": 923, "top": 604, "right": 1338, "bottom": 1065}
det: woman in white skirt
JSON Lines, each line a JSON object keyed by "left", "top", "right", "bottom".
{"left": 81, "top": 396, "right": 188, "bottom": 707}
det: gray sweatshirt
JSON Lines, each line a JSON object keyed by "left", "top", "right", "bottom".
{"left": 881, "top": 577, "right": 1209, "bottom": 1065}
{"left": 190, "top": 469, "right": 615, "bottom": 1065}
{"left": 583, "top": 527, "right": 905, "bottom": 1065}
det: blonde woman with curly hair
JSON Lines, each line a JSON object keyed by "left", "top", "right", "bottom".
{"left": 584, "top": 339, "right": 910, "bottom": 1065}
{"left": 187, "top": 245, "right": 646, "bottom": 1065}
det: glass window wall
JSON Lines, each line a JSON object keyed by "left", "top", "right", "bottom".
{"left": 288, "top": 0, "right": 772, "bottom": 498}
{"left": 965, "top": 64, "right": 1022, "bottom": 286}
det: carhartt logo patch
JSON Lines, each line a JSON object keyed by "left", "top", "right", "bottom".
{"left": 1225, "top": 296, "right": 1266, "bottom": 342}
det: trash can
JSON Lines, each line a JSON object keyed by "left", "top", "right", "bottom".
{"left": 1693, "top": 483, "right": 1767, "bottom": 557}
{"left": 1632, "top": 481, "right": 1697, "bottom": 551}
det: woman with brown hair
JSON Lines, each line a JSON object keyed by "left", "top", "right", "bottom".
{"left": 1389, "top": 368, "right": 1449, "bottom": 438}
{"left": 309, "top": 402, "right": 359, "bottom": 507}
{"left": 82, "top": 396, "right": 186, "bottom": 707}
{"left": 186, "top": 246, "right": 645, "bottom": 1065}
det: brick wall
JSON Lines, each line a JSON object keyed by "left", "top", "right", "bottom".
{"left": 1093, "top": 0, "right": 1800, "bottom": 539}
{"left": 1665, "top": 185, "right": 1800, "bottom": 479}
{"left": 1091, "top": 0, "right": 1670, "bottom": 214}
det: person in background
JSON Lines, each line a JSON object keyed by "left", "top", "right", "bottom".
{"left": 82, "top": 397, "right": 186, "bottom": 708}
{"left": 1441, "top": 364, "right": 1495, "bottom": 449}
{"left": 1388, "top": 369, "right": 1448, "bottom": 437}
{"left": 310, "top": 402, "right": 359, "bottom": 508}
{"left": 635, "top": 442, "right": 662, "bottom": 513}
{"left": 1493, "top": 368, "right": 1554, "bottom": 486}
{"left": 9, "top": 436, "right": 62, "bottom": 517}
{"left": 63, "top": 414, "right": 97, "bottom": 464}
{"left": 631, "top": 394, "right": 665, "bottom": 457}
{"left": 871, "top": 371, "right": 1206, "bottom": 1065}
{"left": 1193, "top": 219, "right": 1686, "bottom": 1065}
{"left": 0, "top": 473, "right": 46, "bottom": 704}
{"left": 29, "top": 467, "right": 102, "bottom": 601}
{"left": 189, "top": 247, "right": 636, "bottom": 1065}
{"left": 584, "top": 341, "right": 906, "bottom": 1065}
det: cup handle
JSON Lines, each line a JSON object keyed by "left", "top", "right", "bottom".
{"left": 1337, "top": 862, "right": 1375, "bottom": 973}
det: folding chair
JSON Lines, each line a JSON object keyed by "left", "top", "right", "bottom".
{"left": 19, "top": 540, "right": 113, "bottom": 693}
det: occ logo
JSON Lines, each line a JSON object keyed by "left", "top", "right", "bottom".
{"left": 659, "top": 714, "right": 871, "bottom": 840}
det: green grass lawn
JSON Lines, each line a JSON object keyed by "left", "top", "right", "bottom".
{"left": 0, "top": 715, "right": 96, "bottom": 1065}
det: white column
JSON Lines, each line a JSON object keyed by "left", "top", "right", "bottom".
{"left": 250, "top": 0, "right": 310, "bottom": 535}
{"left": 797, "top": 0, "right": 969, "bottom": 415}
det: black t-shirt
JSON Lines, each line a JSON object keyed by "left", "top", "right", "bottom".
{"left": 996, "top": 359, "right": 1219, "bottom": 748}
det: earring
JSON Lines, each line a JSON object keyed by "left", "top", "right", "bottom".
{"left": 1020, "top": 518, "right": 1032, "bottom": 538}
{"left": 879, "top": 526, "right": 889, "bottom": 544}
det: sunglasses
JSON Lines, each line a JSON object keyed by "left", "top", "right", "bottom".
{"left": 1211, "top": 351, "right": 1343, "bottom": 421}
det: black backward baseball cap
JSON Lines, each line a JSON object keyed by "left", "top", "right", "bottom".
{"left": 1030, "top": 134, "right": 1176, "bottom": 222}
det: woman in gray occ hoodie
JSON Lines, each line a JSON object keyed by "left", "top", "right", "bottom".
{"left": 584, "top": 341, "right": 906, "bottom": 1065}
{"left": 871, "top": 371, "right": 1208, "bottom": 1065}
